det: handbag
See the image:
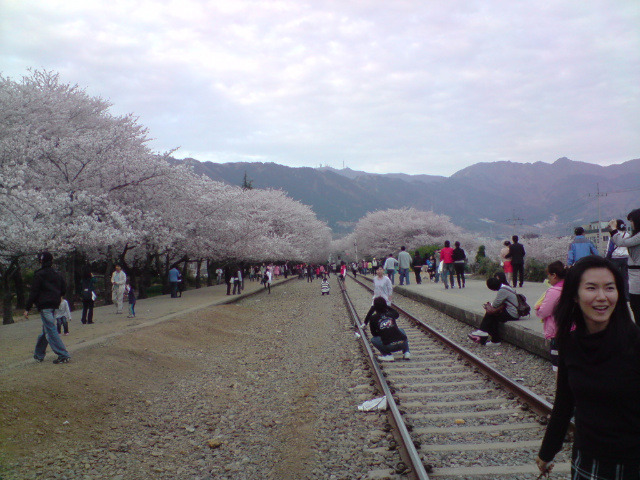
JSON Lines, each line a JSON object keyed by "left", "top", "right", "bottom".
{"left": 483, "top": 302, "right": 505, "bottom": 315}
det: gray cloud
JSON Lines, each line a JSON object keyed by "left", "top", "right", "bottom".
{"left": 2, "top": 0, "right": 638, "bottom": 175}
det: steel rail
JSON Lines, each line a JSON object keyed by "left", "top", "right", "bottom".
{"left": 338, "top": 278, "right": 431, "bottom": 480}
{"left": 348, "top": 274, "right": 555, "bottom": 418}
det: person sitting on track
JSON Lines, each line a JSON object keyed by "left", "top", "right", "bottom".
{"left": 363, "top": 296, "right": 411, "bottom": 362}
{"left": 468, "top": 276, "right": 520, "bottom": 346}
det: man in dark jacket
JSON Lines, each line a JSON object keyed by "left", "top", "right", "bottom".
{"left": 24, "top": 252, "right": 71, "bottom": 364}
{"left": 506, "top": 235, "right": 526, "bottom": 288}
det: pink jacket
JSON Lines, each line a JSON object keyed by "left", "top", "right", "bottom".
{"left": 535, "top": 280, "right": 564, "bottom": 339}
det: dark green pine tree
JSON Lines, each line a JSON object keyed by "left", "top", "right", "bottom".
{"left": 241, "top": 171, "right": 253, "bottom": 190}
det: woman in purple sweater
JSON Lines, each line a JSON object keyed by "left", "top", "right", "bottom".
{"left": 536, "top": 256, "right": 640, "bottom": 479}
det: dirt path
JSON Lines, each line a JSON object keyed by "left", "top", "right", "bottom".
{"left": 0, "top": 278, "right": 399, "bottom": 480}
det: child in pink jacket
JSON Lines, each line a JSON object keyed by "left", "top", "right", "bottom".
{"left": 535, "top": 261, "right": 566, "bottom": 372}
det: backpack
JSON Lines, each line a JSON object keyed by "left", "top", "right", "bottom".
{"left": 503, "top": 285, "right": 530, "bottom": 318}
{"left": 512, "top": 293, "right": 531, "bottom": 317}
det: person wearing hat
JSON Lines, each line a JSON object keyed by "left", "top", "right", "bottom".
{"left": 24, "top": 252, "right": 71, "bottom": 364}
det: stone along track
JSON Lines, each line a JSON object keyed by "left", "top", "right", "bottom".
{"left": 340, "top": 275, "right": 572, "bottom": 479}
{"left": 1, "top": 276, "right": 413, "bottom": 480}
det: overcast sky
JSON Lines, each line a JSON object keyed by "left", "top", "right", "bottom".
{"left": 2, "top": 1, "right": 639, "bottom": 176}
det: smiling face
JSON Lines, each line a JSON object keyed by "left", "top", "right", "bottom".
{"left": 376, "top": 266, "right": 385, "bottom": 278}
{"left": 576, "top": 267, "right": 619, "bottom": 334}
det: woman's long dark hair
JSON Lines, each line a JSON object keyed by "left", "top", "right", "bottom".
{"left": 553, "top": 256, "right": 634, "bottom": 351}
{"left": 627, "top": 208, "right": 640, "bottom": 236}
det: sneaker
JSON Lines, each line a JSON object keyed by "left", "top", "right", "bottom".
{"left": 53, "top": 357, "right": 70, "bottom": 364}
{"left": 64, "top": 333, "right": 69, "bottom": 335}
{"left": 377, "top": 355, "right": 395, "bottom": 362}
{"left": 470, "top": 330, "right": 489, "bottom": 337}
{"left": 403, "top": 352, "right": 411, "bottom": 360}
{"left": 485, "top": 341, "right": 502, "bottom": 346}
{"left": 34, "top": 355, "right": 44, "bottom": 363}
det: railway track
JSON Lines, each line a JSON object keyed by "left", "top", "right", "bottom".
{"left": 339, "top": 275, "right": 572, "bottom": 479}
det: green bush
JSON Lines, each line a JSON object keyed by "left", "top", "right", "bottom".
{"left": 145, "top": 284, "right": 164, "bottom": 298}
{"left": 472, "top": 257, "right": 501, "bottom": 277}
{"left": 412, "top": 244, "right": 441, "bottom": 259}
{"left": 525, "top": 259, "right": 547, "bottom": 282}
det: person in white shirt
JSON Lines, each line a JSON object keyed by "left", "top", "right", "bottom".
{"left": 111, "top": 265, "right": 127, "bottom": 314}
{"left": 383, "top": 254, "right": 398, "bottom": 285}
{"left": 373, "top": 266, "right": 393, "bottom": 306}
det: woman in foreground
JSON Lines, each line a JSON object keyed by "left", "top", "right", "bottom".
{"left": 536, "top": 256, "right": 640, "bottom": 479}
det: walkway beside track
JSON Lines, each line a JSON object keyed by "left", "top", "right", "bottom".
{"left": 355, "top": 274, "right": 550, "bottom": 359}
{"left": 0, "top": 277, "right": 291, "bottom": 372}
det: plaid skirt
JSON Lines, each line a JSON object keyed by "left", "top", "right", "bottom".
{"left": 572, "top": 450, "right": 640, "bottom": 480}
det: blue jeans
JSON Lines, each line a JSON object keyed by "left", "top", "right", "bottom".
{"left": 34, "top": 309, "right": 70, "bottom": 360}
{"left": 399, "top": 268, "right": 410, "bottom": 285}
{"left": 56, "top": 316, "right": 69, "bottom": 334}
{"left": 371, "top": 329, "right": 409, "bottom": 355}
{"left": 170, "top": 282, "right": 178, "bottom": 298}
{"left": 442, "top": 263, "right": 455, "bottom": 287}
{"left": 386, "top": 269, "right": 395, "bottom": 285}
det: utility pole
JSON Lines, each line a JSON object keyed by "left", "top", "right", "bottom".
{"left": 505, "top": 210, "right": 524, "bottom": 235}
{"left": 588, "top": 183, "right": 608, "bottom": 253}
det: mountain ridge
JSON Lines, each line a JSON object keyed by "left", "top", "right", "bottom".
{"left": 174, "top": 157, "right": 640, "bottom": 237}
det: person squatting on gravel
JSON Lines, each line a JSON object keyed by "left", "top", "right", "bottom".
{"left": 363, "top": 296, "right": 410, "bottom": 362}
{"left": 536, "top": 256, "right": 640, "bottom": 479}
{"left": 468, "top": 276, "right": 520, "bottom": 346}
{"left": 25, "top": 252, "right": 71, "bottom": 364}
{"left": 609, "top": 208, "right": 640, "bottom": 325}
{"left": 321, "top": 276, "right": 330, "bottom": 295}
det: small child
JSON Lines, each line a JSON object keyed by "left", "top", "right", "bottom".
{"left": 126, "top": 284, "right": 136, "bottom": 318}
{"left": 321, "top": 276, "right": 330, "bottom": 295}
{"left": 55, "top": 297, "right": 72, "bottom": 335}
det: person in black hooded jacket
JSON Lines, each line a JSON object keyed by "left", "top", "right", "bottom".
{"left": 24, "top": 252, "right": 71, "bottom": 364}
{"left": 363, "top": 296, "right": 411, "bottom": 362}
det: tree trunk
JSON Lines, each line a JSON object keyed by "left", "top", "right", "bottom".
{"left": 104, "top": 248, "right": 113, "bottom": 305}
{"left": 1, "top": 264, "right": 14, "bottom": 325}
{"left": 206, "top": 259, "right": 213, "bottom": 287}
{"left": 63, "top": 251, "right": 78, "bottom": 311}
{"left": 162, "top": 254, "right": 170, "bottom": 294}
{"left": 181, "top": 257, "right": 189, "bottom": 292}
{"left": 137, "top": 253, "right": 154, "bottom": 300}
{"left": 195, "top": 259, "right": 202, "bottom": 289}
{"left": 12, "top": 261, "right": 25, "bottom": 309}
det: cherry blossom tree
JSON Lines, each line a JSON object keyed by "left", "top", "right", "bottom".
{"left": 349, "top": 207, "right": 462, "bottom": 259}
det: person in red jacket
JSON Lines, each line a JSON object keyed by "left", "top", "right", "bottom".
{"left": 439, "top": 241, "right": 455, "bottom": 289}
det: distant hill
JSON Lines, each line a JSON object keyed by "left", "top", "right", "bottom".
{"left": 174, "top": 157, "right": 640, "bottom": 237}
